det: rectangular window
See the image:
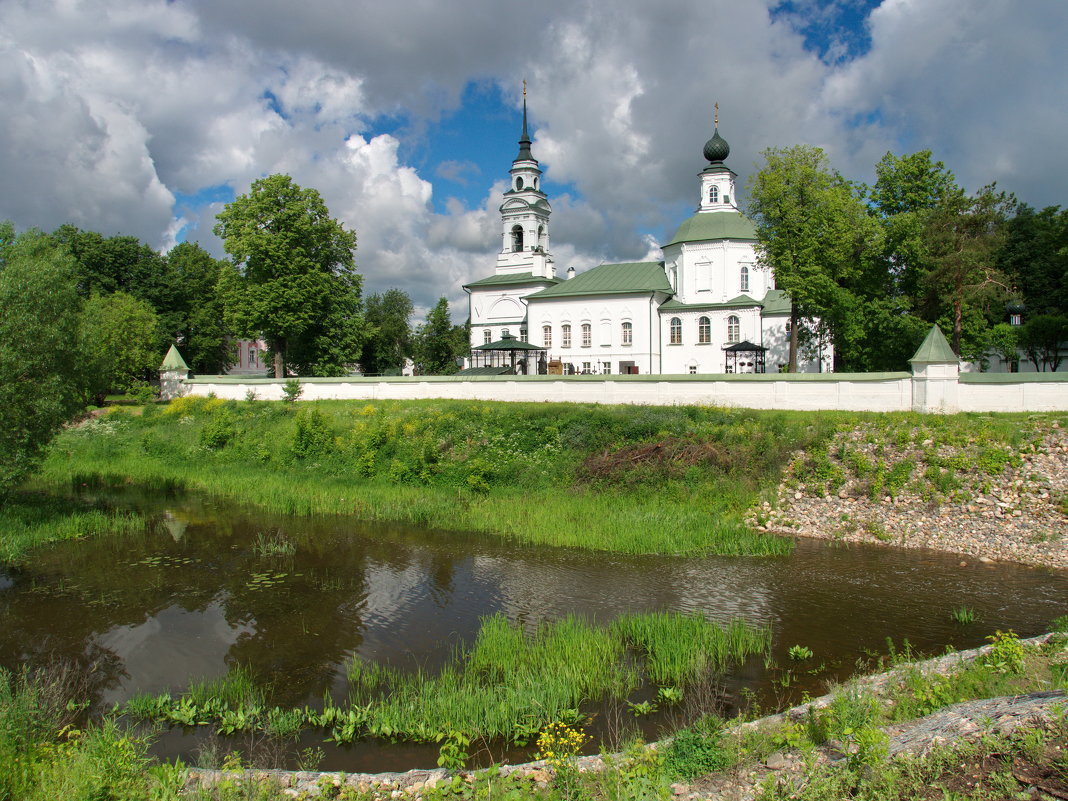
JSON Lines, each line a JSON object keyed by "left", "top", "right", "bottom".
{"left": 483, "top": 329, "right": 492, "bottom": 344}
{"left": 621, "top": 321, "right": 633, "bottom": 345}
{"left": 582, "top": 362, "right": 591, "bottom": 374}
{"left": 542, "top": 325, "right": 552, "bottom": 347}
{"left": 689, "top": 365, "right": 697, "bottom": 374}
{"left": 581, "top": 323, "right": 592, "bottom": 347}
{"left": 249, "top": 347, "right": 257, "bottom": 368}
{"left": 602, "top": 362, "right": 611, "bottom": 375}
{"left": 561, "top": 324, "right": 572, "bottom": 348}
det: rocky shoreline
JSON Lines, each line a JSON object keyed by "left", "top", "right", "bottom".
{"left": 751, "top": 422, "right": 1068, "bottom": 570}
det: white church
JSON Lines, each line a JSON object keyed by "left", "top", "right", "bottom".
{"left": 462, "top": 102, "right": 831, "bottom": 376}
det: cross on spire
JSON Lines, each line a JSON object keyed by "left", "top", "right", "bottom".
{"left": 714, "top": 102, "right": 719, "bottom": 128}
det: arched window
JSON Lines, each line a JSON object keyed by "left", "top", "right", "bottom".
{"left": 561, "top": 324, "right": 572, "bottom": 348}
{"left": 543, "top": 325, "right": 552, "bottom": 348}
{"left": 740, "top": 265, "right": 749, "bottom": 292}
{"left": 511, "top": 225, "right": 524, "bottom": 252}
{"left": 533, "top": 177, "right": 539, "bottom": 190}
{"left": 698, "top": 316, "right": 711, "bottom": 344}
{"left": 669, "top": 317, "right": 682, "bottom": 345}
{"left": 709, "top": 185, "right": 719, "bottom": 203}
{"left": 537, "top": 225, "right": 545, "bottom": 251}
{"left": 621, "top": 321, "right": 633, "bottom": 345}
{"left": 483, "top": 329, "right": 492, "bottom": 344}
{"left": 727, "top": 315, "right": 740, "bottom": 343}
{"left": 516, "top": 177, "right": 524, "bottom": 191}
{"left": 581, "top": 323, "right": 592, "bottom": 347}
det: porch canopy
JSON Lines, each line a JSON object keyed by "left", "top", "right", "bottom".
{"left": 723, "top": 340, "right": 767, "bottom": 373}
{"left": 469, "top": 333, "right": 547, "bottom": 374}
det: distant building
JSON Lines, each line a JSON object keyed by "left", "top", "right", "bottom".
{"left": 462, "top": 102, "right": 830, "bottom": 375}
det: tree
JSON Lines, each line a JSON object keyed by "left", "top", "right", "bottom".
{"left": 920, "top": 186, "right": 1015, "bottom": 358}
{"left": 362, "top": 289, "right": 414, "bottom": 374}
{"left": 988, "top": 323, "right": 1020, "bottom": 371}
{"left": 997, "top": 204, "right": 1068, "bottom": 317}
{"left": 1018, "top": 314, "right": 1068, "bottom": 372}
{"left": 747, "top": 145, "right": 883, "bottom": 371}
{"left": 163, "top": 241, "right": 234, "bottom": 374}
{"left": 0, "top": 227, "right": 85, "bottom": 497}
{"left": 214, "top": 174, "right": 365, "bottom": 377}
{"left": 411, "top": 298, "right": 467, "bottom": 375}
{"left": 79, "top": 292, "right": 160, "bottom": 403}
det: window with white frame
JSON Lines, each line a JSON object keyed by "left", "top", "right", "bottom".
{"left": 740, "top": 265, "right": 749, "bottom": 292}
{"left": 727, "top": 315, "right": 740, "bottom": 343}
{"left": 689, "top": 365, "right": 697, "bottom": 374}
{"left": 621, "top": 321, "right": 633, "bottom": 345}
{"left": 669, "top": 317, "right": 682, "bottom": 345}
{"left": 698, "top": 316, "right": 711, "bottom": 344}
{"left": 562, "top": 324, "right": 572, "bottom": 348}
{"left": 483, "top": 329, "right": 492, "bottom": 344}
{"left": 602, "top": 362, "right": 611, "bottom": 375}
{"left": 709, "top": 185, "right": 719, "bottom": 203}
{"left": 581, "top": 323, "right": 592, "bottom": 347}
{"left": 581, "top": 361, "right": 591, "bottom": 374}
{"left": 519, "top": 326, "right": 527, "bottom": 342}
{"left": 542, "top": 325, "right": 552, "bottom": 348}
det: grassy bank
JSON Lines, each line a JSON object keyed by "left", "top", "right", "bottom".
{"left": 31, "top": 398, "right": 1062, "bottom": 560}
{"left": 35, "top": 397, "right": 850, "bottom": 557}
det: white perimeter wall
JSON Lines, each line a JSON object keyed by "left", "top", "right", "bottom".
{"left": 181, "top": 373, "right": 1068, "bottom": 413}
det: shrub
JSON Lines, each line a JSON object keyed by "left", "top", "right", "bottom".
{"left": 663, "top": 721, "right": 732, "bottom": 779}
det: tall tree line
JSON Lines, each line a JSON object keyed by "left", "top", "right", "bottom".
{"left": 748, "top": 147, "right": 1068, "bottom": 371}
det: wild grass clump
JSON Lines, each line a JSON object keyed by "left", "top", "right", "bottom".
{"left": 0, "top": 663, "right": 161, "bottom": 801}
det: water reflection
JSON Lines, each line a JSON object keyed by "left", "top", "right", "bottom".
{"left": 1, "top": 490, "right": 1066, "bottom": 770}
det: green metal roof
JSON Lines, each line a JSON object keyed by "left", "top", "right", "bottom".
{"left": 463, "top": 272, "right": 560, "bottom": 289}
{"left": 662, "top": 210, "right": 757, "bottom": 248}
{"left": 909, "top": 325, "right": 959, "bottom": 364}
{"left": 761, "top": 289, "right": 792, "bottom": 315}
{"left": 473, "top": 334, "right": 544, "bottom": 351}
{"left": 526, "top": 261, "right": 671, "bottom": 299}
{"left": 659, "top": 294, "right": 759, "bottom": 312}
{"left": 159, "top": 344, "right": 189, "bottom": 371}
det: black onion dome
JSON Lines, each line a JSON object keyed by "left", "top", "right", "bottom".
{"left": 703, "top": 128, "right": 730, "bottom": 163}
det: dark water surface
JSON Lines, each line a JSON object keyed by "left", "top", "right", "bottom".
{"left": 2, "top": 489, "right": 1066, "bottom": 772}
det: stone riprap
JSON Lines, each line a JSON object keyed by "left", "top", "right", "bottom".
{"left": 752, "top": 423, "right": 1068, "bottom": 569}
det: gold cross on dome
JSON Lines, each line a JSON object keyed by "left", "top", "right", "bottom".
{"left": 714, "top": 102, "right": 719, "bottom": 127}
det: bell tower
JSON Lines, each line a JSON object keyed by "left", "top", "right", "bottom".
{"left": 697, "top": 103, "right": 738, "bottom": 213}
{"left": 496, "top": 83, "right": 554, "bottom": 279}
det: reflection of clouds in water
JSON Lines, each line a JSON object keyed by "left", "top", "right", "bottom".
{"left": 95, "top": 600, "right": 253, "bottom": 704}
{"left": 469, "top": 553, "right": 774, "bottom": 629}
{"left": 0, "top": 572, "right": 12, "bottom": 591}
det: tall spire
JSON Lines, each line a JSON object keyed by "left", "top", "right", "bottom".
{"left": 516, "top": 80, "right": 534, "bottom": 161}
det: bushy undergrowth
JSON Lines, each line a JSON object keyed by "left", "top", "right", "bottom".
{"left": 37, "top": 398, "right": 847, "bottom": 556}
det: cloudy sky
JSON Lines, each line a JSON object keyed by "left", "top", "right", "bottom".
{"left": 2, "top": 0, "right": 1066, "bottom": 318}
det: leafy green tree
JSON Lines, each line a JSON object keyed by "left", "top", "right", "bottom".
{"left": 363, "top": 288, "right": 414, "bottom": 374}
{"left": 411, "top": 298, "right": 467, "bottom": 375}
{"left": 163, "top": 241, "right": 234, "bottom": 374}
{"left": 1018, "top": 314, "right": 1068, "bottom": 372}
{"left": 79, "top": 292, "right": 160, "bottom": 403}
{"left": 920, "top": 186, "right": 1015, "bottom": 358}
{"left": 747, "top": 145, "right": 883, "bottom": 371}
{"left": 0, "top": 227, "right": 85, "bottom": 497}
{"left": 988, "top": 323, "right": 1020, "bottom": 371}
{"left": 997, "top": 204, "right": 1068, "bottom": 317}
{"left": 214, "top": 174, "right": 365, "bottom": 377}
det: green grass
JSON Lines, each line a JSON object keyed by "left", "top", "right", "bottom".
{"left": 123, "top": 612, "right": 771, "bottom": 748}
{"left": 36, "top": 397, "right": 850, "bottom": 556}
{"left": 0, "top": 490, "right": 147, "bottom": 564}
